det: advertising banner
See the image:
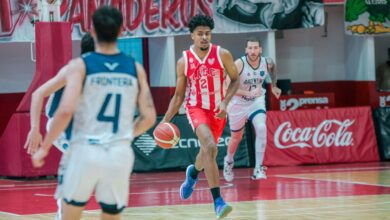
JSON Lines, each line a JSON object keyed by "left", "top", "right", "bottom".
{"left": 345, "top": 0, "right": 390, "bottom": 35}
{"left": 1, "top": 0, "right": 324, "bottom": 42}
{"left": 132, "top": 115, "right": 250, "bottom": 172}
{"left": 264, "top": 106, "right": 379, "bottom": 166}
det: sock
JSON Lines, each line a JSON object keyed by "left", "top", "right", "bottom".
{"left": 210, "top": 187, "right": 221, "bottom": 202}
{"left": 226, "top": 152, "right": 234, "bottom": 162}
{"left": 252, "top": 114, "right": 267, "bottom": 168}
{"left": 255, "top": 142, "right": 266, "bottom": 168}
{"left": 189, "top": 166, "right": 200, "bottom": 179}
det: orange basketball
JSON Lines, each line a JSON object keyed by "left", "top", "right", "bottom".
{"left": 153, "top": 122, "right": 180, "bottom": 149}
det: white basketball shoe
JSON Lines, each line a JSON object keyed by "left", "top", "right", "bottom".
{"left": 223, "top": 156, "right": 234, "bottom": 182}
{"left": 251, "top": 166, "right": 267, "bottom": 180}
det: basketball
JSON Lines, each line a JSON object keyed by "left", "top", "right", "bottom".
{"left": 153, "top": 122, "right": 180, "bottom": 149}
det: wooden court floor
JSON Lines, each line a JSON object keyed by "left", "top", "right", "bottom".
{"left": 0, "top": 162, "right": 389, "bottom": 220}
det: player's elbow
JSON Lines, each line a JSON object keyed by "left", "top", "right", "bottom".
{"left": 32, "top": 89, "right": 43, "bottom": 101}
{"left": 142, "top": 108, "right": 157, "bottom": 129}
{"left": 54, "top": 108, "right": 74, "bottom": 120}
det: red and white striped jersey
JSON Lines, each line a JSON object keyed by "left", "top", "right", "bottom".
{"left": 183, "top": 44, "right": 225, "bottom": 111}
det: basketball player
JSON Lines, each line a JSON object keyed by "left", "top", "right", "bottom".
{"left": 160, "top": 14, "right": 239, "bottom": 219}
{"left": 223, "top": 37, "right": 281, "bottom": 182}
{"left": 24, "top": 33, "right": 94, "bottom": 220}
{"left": 24, "top": 32, "right": 94, "bottom": 155}
{"left": 31, "top": 6, "right": 156, "bottom": 220}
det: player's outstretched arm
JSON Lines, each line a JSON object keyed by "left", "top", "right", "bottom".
{"left": 133, "top": 62, "right": 157, "bottom": 137}
{"left": 266, "top": 57, "right": 281, "bottom": 99}
{"left": 32, "top": 58, "right": 85, "bottom": 168}
{"left": 216, "top": 48, "right": 239, "bottom": 118}
{"left": 161, "top": 57, "right": 187, "bottom": 123}
{"left": 24, "top": 65, "right": 68, "bottom": 155}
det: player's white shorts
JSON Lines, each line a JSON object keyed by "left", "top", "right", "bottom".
{"left": 227, "top": 96, "right": 266, "bottom": 131}
{"left": 46, "top": 118, "right": 69, "bottom": 153}
{"left": 55, "top": 141, "right": 134, "bottom": 209}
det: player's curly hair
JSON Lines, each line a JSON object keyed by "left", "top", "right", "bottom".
{"left": 188, "top": 14, "right": 214, "bottom": 33}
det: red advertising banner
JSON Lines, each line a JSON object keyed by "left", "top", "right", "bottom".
{"left": 264, "top": 106, "right": 379, "bottom": 166}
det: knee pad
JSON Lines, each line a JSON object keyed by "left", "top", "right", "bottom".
{"left": 99, "top": 202, "right": 125, "bottom": 215}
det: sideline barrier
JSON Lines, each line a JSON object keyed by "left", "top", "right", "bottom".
{"left": 264, "top": 106, "right": 379, "bottom": 166}
{"left": 132, "top": 115, "right": 250, "bottom": 172}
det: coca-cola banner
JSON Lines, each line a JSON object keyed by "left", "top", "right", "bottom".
{"left": 0, "top": 0, "right": 324, "bottom": 42}
{"left": 264, "top": 106, "right": 379, "bottom": 166}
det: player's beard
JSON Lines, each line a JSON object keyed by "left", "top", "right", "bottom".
{"left": 248, "top": 54, "right": 260, "bottom": 62}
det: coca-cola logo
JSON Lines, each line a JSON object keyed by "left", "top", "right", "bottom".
{"left": 274, "top": 119, "right": 355, "bottom": 149}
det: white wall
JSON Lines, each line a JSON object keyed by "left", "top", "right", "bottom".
{"left": 344, "top": 35, "right": 375, "bottom": 81}
{"left": 375, "top": 37, "right": 390, "bottom": 67}
{"left": 0, "top": 40, "right": 81, "bottom": 93}
{"left": 148, "top": 37, "right": 176, "bottom": 87}
{"left": 275, "top": 5, "right": 346, "bottom": 82}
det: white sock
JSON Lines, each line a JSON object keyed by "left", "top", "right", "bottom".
{"left": 252, "top": 113, "right": 267, "bottom": 168}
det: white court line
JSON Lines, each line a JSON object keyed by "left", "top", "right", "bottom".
{"left": 0, "top": 182, "right": 57, "bottom": 188}
{"left": 311, "top": 166, "right": 390, "bottom": 172}
{"left": 70, "top": 197, "right": 390, "bottom": 218}
{"left": 0, "top": 211, "right": 21, "bottom": 216}
{"left": 34, "top": 183, "right": 234, "bottom": 197}
{"left": 275, "top": 174, "right": 390, "bottom": 187}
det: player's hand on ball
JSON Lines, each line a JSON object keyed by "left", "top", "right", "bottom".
{"left": 32, "top": 147, "right": 49, "bottom": 168}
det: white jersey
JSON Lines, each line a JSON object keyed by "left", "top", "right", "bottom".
{"left": 231, "top": 55, "right": 269, "bottom": 105}
{"left": 66, "top": 52, "right": 139, "bottom": 146}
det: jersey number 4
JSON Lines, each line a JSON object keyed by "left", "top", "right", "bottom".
{"left": 97, "top": 93, "right": 121, "bottom": 133}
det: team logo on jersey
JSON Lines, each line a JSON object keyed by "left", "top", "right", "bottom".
{"left": 208, "top": 58, "right": 215, "bottom": 65}
{"left": 104, "top": 62, "right": 119, "bottom": 71}
{"left": 199, "top": 65, "right": 208, "bottom": 76}
{"left": 189, "top": 58, "right": 194, "bottom": 63}
{"left": 260, "top": 71, "right": 265, "bottom": 76}
{"left": 134, "top": 133, "right": 156, "bottom": 156}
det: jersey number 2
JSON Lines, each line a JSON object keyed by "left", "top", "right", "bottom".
{"left": 97, "top": 93, "right": 121, "bottom": 133}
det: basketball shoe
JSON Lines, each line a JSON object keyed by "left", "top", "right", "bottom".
{"left": 179, "top": 164, "right": 198, "bottom": 200}
{"left": 252, "top": 165, "right": 267, "bottom": 180}
{"left": 223, "top": 156, "right": 234, "bottom": 182}
{"left": 214, "top": 197, "right": 233, "bottom": 219}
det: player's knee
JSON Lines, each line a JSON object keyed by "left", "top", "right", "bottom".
{"left": 201, "top": 142, "right": 218, "bottom": 159}
{"left": 231, "top": 130, "right": 244, "bottom": 140}
{"left": 253, "top": 123, "right": 266, "bottom": 137}
{"left": 99, "top": 202, "right": 125, "bottom": 215}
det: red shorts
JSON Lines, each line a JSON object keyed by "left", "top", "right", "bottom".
{"left": 186, "top": 106, "right": 226, "bottom": 143}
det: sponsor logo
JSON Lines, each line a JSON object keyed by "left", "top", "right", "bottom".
{"left": 280, "top": 97, "right": 329, "bottom": 111}
{"left": 104, "top": 62, "right": 119, "bottom": 71}
{"left": 134, "top": 133, "right": 156, "bottom": 156}
{"left": 134, "top": 134, "right": 231, "bottom": 155}
{"left": 274, "top": 119, "right": 354, "bottom": 149}
{"left": 175, "top": 136, "right": 231, "bottom": 149}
